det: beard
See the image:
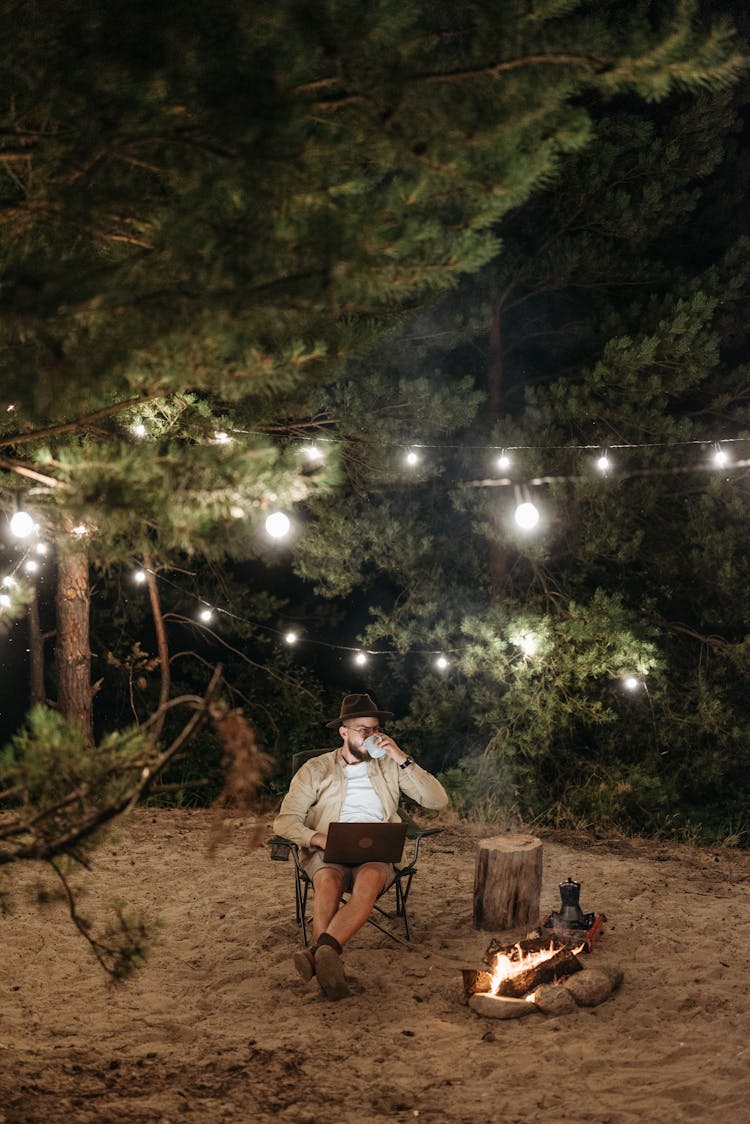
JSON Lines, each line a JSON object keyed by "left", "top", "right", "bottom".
{"left": 347, "top": 744, "right": 370, "bottom": 762}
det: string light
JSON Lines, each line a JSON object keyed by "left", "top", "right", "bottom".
{"left": 623, "top": 676, "right": 640, "bottom": 691}
{"left": 265, "top": 511, "right": 291, "bottom": 539}
{"left": 0, "top": 593, "right": 11, "bottom": 608}
{"left": 131, "top": 423, "right": 147, "bottom": 438}
{"left": 496, "top": 451, "right": 511, "bottom": 471}
{"left": 302, "top": 444, "right": 323, "bottom": 463}
{"left": 517, "top": 633, "right": 539, "bottom": 657}
{"left": 198, "top": 607, "right": 214, "bottom": 623}
{"left": 514, "top": 500, "right": 540, "bottom": 530}
{"left": 712, "top": 446, "right": 729, "bottom": 468}
{"left": 596, "top": 452, "right": 612, "bottom": 474}
{"left": 35, "top": 543, "right": 48, "bottom": 555}
{"left": 435, "top": 655, "right": 449, "bottom": 670}
{"left": 9, "top": 510, "right": 34, "bottom": 539}
{"left": 284, "top": 630, "right": 299, "bottom": 645}
{"left": 405, "top": 449, "right": 420, "bottom": 467}
{"left": 71, "top": 524, "right": 89, "bottom": 537}
{"left": 354, "top": 651, "right": 368, "bottom": 666}
{"left": 214, "top": 431, "right": 231, "bottom": 445}
{"left": 1, "top": 575, "right": 16, "bottom": 587}
{"left": 133, "top": 569, "right": 147, "bottom": 584}
{"left": 24, "top": 559, "right": 39, "bottom": 574}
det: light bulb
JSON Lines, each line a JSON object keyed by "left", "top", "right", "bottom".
{"left": 35, "top": 542, "right": 48, "bottom": 555}
{"left": 1, "top": 575, "right": 16, "bottom": 587}
{"left": 303, "top": 444, "right": 323, "bottom": 463}
{"left": 354, "top": 651, "right": 368, "bottom": 666}
{"left": 496, "top": 453, "right": 511, "bottom": 471}
{"left": 24, "top": 559, "right": 39, "bottom": 574}
{"left": 514, "top": 501, "right": 540, "bottom": 530}
{"left": 405, "top": 450, "right": 420, "bottom": 467}
{"left": 284, "top": 631, "right": 298, "bottom": 645}
{"left": 435, "top": 655, "right": 449, "bottom": 670}
{"left": 623, "top": 676, "right": 640, "bottom": 691}
{"left": 134, "top": 569, "right": 147, "bottom": 584}
{"left": 265, "top": 511, "right": 291, "bottom": 539}
{"left": 214, "top": 431, "right": 231, "bottom": 444}
{"left": 519, "top": 633, "right": 538, "bottom": 656}
{"left": 596, "top": 454, "right": 611, "bottom": 474}
{"left": 713, "top": 447, "right": 729, "bottom": 468}
{"left": 198, "top": 608, "right": 214, "bottom": 623}
{"left": 132, "top": 423, "right": 147, "bottom": 438}
{"left": 0, "top": 593, "right": 10, "bottom": 608}
{"left": 71, "top": 524, "right": 88, "bottom": 537}
{"left": 10, "top": 510, "right": 34, "bottom": 538}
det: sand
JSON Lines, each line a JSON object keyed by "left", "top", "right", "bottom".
{"left": 1, "top": 808, "right": 749, "bottom": 1123}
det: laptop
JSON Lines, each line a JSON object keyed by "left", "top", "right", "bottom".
{"left": 323, "top": 821, "right": 408, "bottom": 865}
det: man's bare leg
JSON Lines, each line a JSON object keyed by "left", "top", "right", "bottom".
{"left": 311, "top": 868, "right": 347, "bottom": 942}
{"left": 325, "top": 864, "right": 388, "bottom": 947}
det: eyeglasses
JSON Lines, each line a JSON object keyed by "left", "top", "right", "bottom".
{"left": 348, "top": 725, "right": 381, "bottom": 736}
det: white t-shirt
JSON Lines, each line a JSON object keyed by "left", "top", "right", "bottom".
{"left": 339, "top": 762, "right": 386, "bottom": 822}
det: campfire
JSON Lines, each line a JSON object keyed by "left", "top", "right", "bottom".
{"left": 462, "top": 877, "right": 623, "bottom": 1020}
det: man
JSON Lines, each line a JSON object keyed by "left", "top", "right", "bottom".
{"left": 273, "top": 692, "right": 448, "bottom": 1000}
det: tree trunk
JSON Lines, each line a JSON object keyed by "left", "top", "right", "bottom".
{"left": 473, "top": 833, "right": 543, "bottom": 931}
{"left": 487, "top": 293, "right": 508, "bottom": 597}
{"left": 55, "top": 544, "right": 93, "bottom": 744}
{"left": 28, "top": 587, "right": 45, "bottom": 707}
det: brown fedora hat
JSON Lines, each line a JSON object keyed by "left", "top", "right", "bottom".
{"left": 325, "top": 693, "right": 394, "bottom": 728}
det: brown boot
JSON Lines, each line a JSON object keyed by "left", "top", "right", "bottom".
{"left": 293, "top": 946, "right": 316, "bottom": 982}
{"left": 314, "top": 944, "right": 350, "bottom": 1000}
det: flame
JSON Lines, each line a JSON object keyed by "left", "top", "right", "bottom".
{"left": 488, "top": 940, "right": 585, "bottom": 996}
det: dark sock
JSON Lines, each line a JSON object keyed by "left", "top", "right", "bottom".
{"left": 317, "top": 932, "right": 343, "bottom": 955}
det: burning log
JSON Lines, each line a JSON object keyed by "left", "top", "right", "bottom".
{"left": 473, "top": 833, "right": 542, "bottom": 932}
{"left": 494, "top": 944, "right": 582, "bottom": 999}
{"left": 462, "top": 940, "right": 583, "bottom": 1001}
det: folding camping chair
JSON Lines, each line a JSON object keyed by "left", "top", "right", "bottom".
{"left": 268, "top": 749, "right": 442, "bottom": 945}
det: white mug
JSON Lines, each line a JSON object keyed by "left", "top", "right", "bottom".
{"left": 363, "top": 734, "right": 387, "bottom": 758}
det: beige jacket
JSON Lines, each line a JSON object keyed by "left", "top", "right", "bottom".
{"left": 273, "top": 748, "right": 449, "bottom": 853}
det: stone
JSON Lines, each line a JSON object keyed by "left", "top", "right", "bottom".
{"left": 532, "top": 983, "right": 578, "bottom": 1016}
{"left": 595, "top": 963, "right": 624, "bottom": 991}
{"left": 563, "top": 968, "right": 613, "bottom": 1007}
{"left": 468, "top": 993, "right": 538, "bottom": 1020}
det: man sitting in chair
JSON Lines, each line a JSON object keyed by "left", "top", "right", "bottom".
{"left": 273, "top": 692, "right": 448, "bottom": 1000}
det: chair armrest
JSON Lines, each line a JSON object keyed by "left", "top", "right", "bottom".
{"left": 268, "top": 834, "right": 298, "bottom": 862}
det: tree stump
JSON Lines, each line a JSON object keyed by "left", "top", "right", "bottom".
{"left": 473, "top": 834, "right": 543, "bottom": 931}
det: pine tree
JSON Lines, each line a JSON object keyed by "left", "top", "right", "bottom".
{"left": 287, "top": 73, "right": 750, "bottom": 842}
{"left": 0, "top": 0, "right": 745, "bottom": 867}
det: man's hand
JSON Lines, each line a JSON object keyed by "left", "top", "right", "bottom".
{"left": 310, "top": 832, "right": 327, "bottom": 850}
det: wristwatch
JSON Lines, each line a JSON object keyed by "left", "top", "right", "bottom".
{"left": 399, "top": 757, "right": 414, "bottom": 769}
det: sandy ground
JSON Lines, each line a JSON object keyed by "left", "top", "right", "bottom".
{"left": 1, "top": 808, "right": 749, "bottom": 1124}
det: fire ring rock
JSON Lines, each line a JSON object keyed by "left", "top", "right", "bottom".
{"left": 468, "top": 993, "right": 538, "bottom": 1020}
{"left": 563, "top": 968, "right": 614, "bottom": 1007}
{"left": 532, "top": 983, "right": 578, "bottom": 1016}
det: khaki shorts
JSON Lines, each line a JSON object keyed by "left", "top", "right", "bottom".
{"left": 304, "top": 849, "right": 396, "bottom": 893}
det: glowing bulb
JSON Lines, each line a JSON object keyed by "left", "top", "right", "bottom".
{"left": 713, "top": 447, "right": 729, "bottom": 468}
{"left": 496, "top": 453, "right": 511, "bottom": 471}
{"left": 514, "top": 501, "right": 539, "bottom": 530}
{"left": 284, "top": 631, "right": 298, "bottom": 645}
{"left": 302, "top": 444, "right": 323, "bottom": 463}
{"left": 10, "top": 510, "right": 34, "bottom": 538}
{"left": 71, "top": 524, "right": 88, "bottom": 537}
{"left": 596, "top": 454, "right": 611, "bottom": 474}
{"left": 132, "top": 423, "right": 147, "bottom": 438}
{"left": 230, "top": 505, "right": 245, "bottom": 519}
{"left": 6, "top": 404, "right": 15, "bottom": 412}
{"left": 354, "top": 651, "right": 368, "bottom": 666}
{"left": 1, "top": 575, "right": 16, "bottom": 587}
{"left": 24, "top": 559, "right": 39, "bottom": 574}
{"left": 198, "top": 608, "right": 214, "bottom": 623}
{"left": 405, "top": 450, "right": 420, "bottom": 467}
{"left": 265, "top": 511, "right": 291, "bottom": 539}
{"left": 623, "top": 676, "right": 640, "bottom": 691}
{"left": 214, "top": 431, "right": 231, "bottom": 444}
{"left": 0, "top": 593, "right": 10, "bottom": 608}
{"left": 134, "top": 569, "right": 147, "bottom": 584}
{"left": 519, "top": 633, "right": 538, "bottom": 656}
{"left": 435, "top": 655, "right": 449, "bottom": 671}
{"left": 35, "top": 542, "right": 48, "bottom": 555}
